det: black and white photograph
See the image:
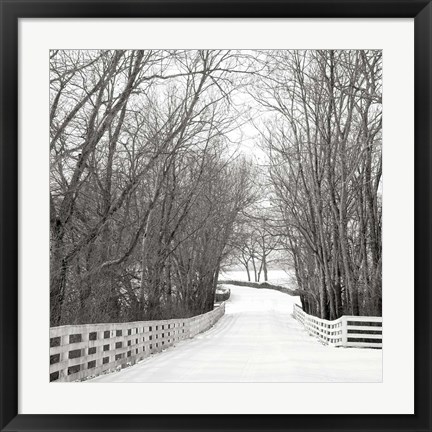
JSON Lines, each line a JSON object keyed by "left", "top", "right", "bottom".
{"left": 49, "top": 49, "right": 382, "bottom": 383}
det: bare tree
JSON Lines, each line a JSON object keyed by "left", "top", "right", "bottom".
{"left": 50, "top": 49, "right": 254, "bottom": 325}
{"left": 250, "top": 50, "right": 382, "bottom": 318}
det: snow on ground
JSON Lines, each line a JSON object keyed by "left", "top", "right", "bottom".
{"left": 89, "top": 285, "right": 382, "bottom": 383}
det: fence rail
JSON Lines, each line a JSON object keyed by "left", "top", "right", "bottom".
{"left": 293, "top": 303, "right": 382, "bottom": 349}
{"left": 50, "top": 303, "right": 226, "bottom": 382}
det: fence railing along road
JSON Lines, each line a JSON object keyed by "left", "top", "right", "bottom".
{"left": 293, "top": 303, "right": 382, "bottom": 348}
{"left": 50, "top": 303, "right": 226, "bottom": 382}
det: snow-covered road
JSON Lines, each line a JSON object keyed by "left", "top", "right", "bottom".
{"left": 89, "top": 285, "right": 382, "bottom": 382}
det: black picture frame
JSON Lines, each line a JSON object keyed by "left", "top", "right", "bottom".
{"left": 1, "top": 1, "right": 431, "bottom": 431}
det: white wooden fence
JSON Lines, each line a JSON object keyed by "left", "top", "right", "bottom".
{"left": 293, "top": 303, "right": 382, "bottom": 349}
{"left": 50, "top": 303, "right": 226, "bottom": 382}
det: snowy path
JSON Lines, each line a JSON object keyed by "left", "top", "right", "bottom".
{"left": 89, "top": 285, "right": 382, "bottom": 382}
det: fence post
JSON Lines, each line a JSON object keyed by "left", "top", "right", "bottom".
{"left": 341, "top": 316, "right": 348, "bottom": 347}
{"left": 58, "top": 335, "right": 67, "bottom": 380}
